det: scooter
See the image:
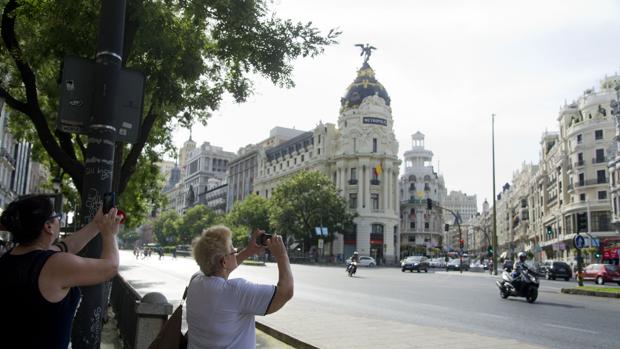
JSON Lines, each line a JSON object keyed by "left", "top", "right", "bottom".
{"left": 495, "top": 266, "right": 539, "bottom": 303}
{"left": 346, "top": 261, "right": 357, "bottom": 277}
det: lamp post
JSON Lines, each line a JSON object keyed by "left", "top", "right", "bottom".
{"left": 492, "top": 113, "right": 499, "bottom": 276}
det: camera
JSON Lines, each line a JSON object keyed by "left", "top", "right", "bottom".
{"left": 102, "top": 192, "right": 116, "bottom": 213}
{"left": 256, "top": 233, "right": 273, "bottom": 246}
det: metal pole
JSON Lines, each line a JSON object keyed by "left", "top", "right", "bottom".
{"left": 72, "top": 1, "right": 125, "bottom": 348}
{"left": 492, "top": 114, "right": 499, "bottom": 276}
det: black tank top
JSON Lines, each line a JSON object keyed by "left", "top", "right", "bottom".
{"left": 0, "top": 249, "right": 81, "bottom": 349}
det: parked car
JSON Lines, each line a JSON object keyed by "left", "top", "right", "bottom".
{"left": 446, "top": 258, "right": 469, "bottom": 271}
{"left": 401, "top": 256, "right": 429, "bottom": 272}
{"left": 540, "top": 261, "right": 572, "bottom": 281}
{"left": 346, "top": 256, "right": 377, "bottom": 267}
{"left": 578, "top": 264, "right": 620, "bottom": 285}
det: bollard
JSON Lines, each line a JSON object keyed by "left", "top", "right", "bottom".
{"left": 134, "top": 292, "right": 173, "bottom": 349}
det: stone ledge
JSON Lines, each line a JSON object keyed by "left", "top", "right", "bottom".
{"left": 256, "top": 321, "right": 319, "bottom": 349}
{"left": 561, "top": 288, "right": 620, "bottom": 298}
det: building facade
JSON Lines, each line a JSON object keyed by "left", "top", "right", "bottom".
{"left": 254, "top": 61, "right": 401, "bottom": 263}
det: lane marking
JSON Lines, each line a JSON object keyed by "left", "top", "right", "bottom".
{"left": 543, "top": 323, "right": 599, "bottom": 334}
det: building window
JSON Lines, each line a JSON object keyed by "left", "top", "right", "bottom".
{"left": 318, "top": 134, "right": 321, "bottom": 144}
{"left": 577, "top": 134, "right": 582, "bottom": 144}
{"left": 371, "top": 193, "right": 379, "bottom": 210}
{"left": 349, "top": 193, "right": 357, "bottom": 209}
{"left": 408, "top": 236, "right": 415, "bottom": 242}
{"left": 372, "top": 138, "right": 377, "bottom": 153}
{"left": 577, "top": 153, "right": 583, "bottom": 165}
{"left": 595, "top": 149, "right": 605, "bottom": 163}
{"left": 424, "top": 222, "right": 429, "bottom": 230}
{"left": 410, "top": 222, "right": 415, "bottom": 229}
{"left": 595, "top": 129, "right": 603, "bottom": 140}
{"left": 353, "top": 138, "right": 357, "bottom": 152}
{"left": 350, "top": 168, "right": 357, "bottom": 180}
{"left": 598, "top": 191, "right": 607, "bottom": 200}
{"left": 301, "top": 155, "right": 304, "bottom": 162}
{"left": 579, "top": 173, "right": 585, "bottom": 186}
{"left": 597, "top": 170, "right": 606, "bottom": 184}
{"left": 580, "top": 193, "right": 586, "bottom": 201}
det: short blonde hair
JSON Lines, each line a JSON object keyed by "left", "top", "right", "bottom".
{"left": 192, "top": 225, "right": 232, "bottom": 276}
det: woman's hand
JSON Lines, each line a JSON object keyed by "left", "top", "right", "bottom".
{"left": 246, "top": 229, "right": 266, "bottom": 256}
{"left": 96, "top": 207, "right": 120, "bottom": 238}
{"left": 265, "top": 233, "right": 286, "bottom": 259}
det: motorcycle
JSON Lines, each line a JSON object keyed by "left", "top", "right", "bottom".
{"left": 346, "top": 261, "right": 357, "bottom": 277}
{"left": 495, "top": 265, "right": 539, "bottom": 303}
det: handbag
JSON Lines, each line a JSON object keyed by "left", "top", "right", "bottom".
{"left": 147, "top": 276, "right": 196, "bottom": 349}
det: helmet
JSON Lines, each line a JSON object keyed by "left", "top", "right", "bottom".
{"left": 517, "top": 251, "right": 527, "bottom": 262}
{"left": 353, "top": 251, "right": 359, "bottom": 255}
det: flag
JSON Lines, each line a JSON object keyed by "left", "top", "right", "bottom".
{"left": 374, "top": 163, "right": 382, "bottom": 176}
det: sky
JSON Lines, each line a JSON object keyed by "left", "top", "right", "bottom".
{"left": 171, "top": 0, "right": 620, "bottom": 211}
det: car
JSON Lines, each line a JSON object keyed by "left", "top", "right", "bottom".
{"left": 446, "top": 258, "right": 469, "bottom": 271}
{"left": 401, "top": 256, "right": 429, "bottom": 272}
{"left": 578, "top": 264, "right": 620, "bottom": 285}
{"left": 540, "top": 261, "right": 572, "bottom": 281}
{"left": 345, "top": 256, "right": 376, "bottom": 267}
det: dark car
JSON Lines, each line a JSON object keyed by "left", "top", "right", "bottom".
{"left": 401, "top": 256, "right": 429, "bottom": 273}
{"left": 541, "top": 261, "right": 572, "bottom": 281}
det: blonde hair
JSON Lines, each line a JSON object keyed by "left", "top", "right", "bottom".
{"left": 192, "top": 225, "right": 232, "bottom": 276}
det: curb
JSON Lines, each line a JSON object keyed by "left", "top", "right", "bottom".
{"left": 561, "top": 288, "right": 620, "bottom": 298}
{"left": 256, "top": 321, "right": 318, "bottom": 349}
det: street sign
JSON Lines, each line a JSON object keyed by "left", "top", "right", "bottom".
{"left": 573, "top": 234, "right": 585, "bottom": 249}
{"left": 314, "top": 227, "right": 328, "bottom": 236}
{"left": 318, "top": 239, "right": 324, "bottom": 249}
{"left": 58, "top": 56, "right": 145, "bottom": 143}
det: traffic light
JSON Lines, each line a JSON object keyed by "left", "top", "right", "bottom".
{"left": 444, "top": 223, "right": 450, "bottom": 232}
{"left": 487, "top": 246, "right": 493, "bottom": 257}
{"left": 426, "top": 198, "right": 432, "bottom": 210}
{"left": 546, "top": 225, "right": 553, "bottom": 237}
{"left": 594, "top": 251, "right": 601, "bottom": 259}
{"left": 577, "top": 213, "right": 588, "bottom": 232}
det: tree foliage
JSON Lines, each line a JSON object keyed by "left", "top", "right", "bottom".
{"left": 0, "top": 0, "right": 339, "bottom": 222}
{"left": 175, "top": 205, "right": 217, "bottom": 243}
{"left": 269, "top": 170, "right": 354, "bottom": 252}
{"left": 152, "top": 209, "right": 180, "bottom": 245}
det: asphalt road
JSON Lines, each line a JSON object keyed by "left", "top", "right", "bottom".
{"left": 119, "top": 251, "right": 620, "bottom": 349}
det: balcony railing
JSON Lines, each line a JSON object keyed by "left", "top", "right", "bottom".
{"left": 348, "top": 179, "right": 358, "bottom": 185}
{"left": 592, "top": 157, "right": 607, "bottom": 164}
{"left": 575, "top": 178, "right": 608, "bottom": 187}
{"left": 370, "top": 179, "right": 380, "bottom": 185}
{"left": 574, "top": 160, "right": 585, "bottom": 168}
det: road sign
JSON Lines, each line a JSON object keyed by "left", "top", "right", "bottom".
{"left": 58, "top": 56, "right": 145, "bottom": 143}
{"left": 318, "top": 239, "right": 324, "bottom": 249}
{"left": 573, "top": 234, "right": 585, "bottom": 249}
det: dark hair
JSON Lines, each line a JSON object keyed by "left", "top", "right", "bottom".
{"left": 0, "top": 195, "right": 54, "bottom": 244}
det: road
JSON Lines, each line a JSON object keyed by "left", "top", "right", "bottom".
{"left": 119, "top": 251, "right": 620, "bottom": 349}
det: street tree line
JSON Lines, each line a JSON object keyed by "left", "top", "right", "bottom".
{"left": 146, "top": 171, "right": 356, "bottom": 253}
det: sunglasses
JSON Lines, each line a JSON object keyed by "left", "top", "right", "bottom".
{"left": 225, "top": 247, "right": 238, "bottom": 257}
{"left": 48, "top": 213, "right": 63, "bottom": 223}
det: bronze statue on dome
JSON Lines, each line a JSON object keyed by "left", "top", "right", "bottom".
{"left": 355, "top": 43, "right": 376, "bottom": 64}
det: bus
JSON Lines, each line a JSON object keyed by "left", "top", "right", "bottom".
{"left": 601, "top": 237, "right": 620, "bottom": 264}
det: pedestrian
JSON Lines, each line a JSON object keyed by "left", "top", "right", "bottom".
{"left": 186, "top": 226, "right": 293, "bottom": 348}
{"left": 0, "top": 195, "right": 121, "bottom": 349}
{"left": 158, "top": 247, "right": 164, "bottom": 260}
{"left": 172, "top": 248, "right": 177, "bottom": 259}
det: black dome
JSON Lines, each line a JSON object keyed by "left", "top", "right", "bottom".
{"left": 341, "top": 63, "right": 391, "bottom": 108}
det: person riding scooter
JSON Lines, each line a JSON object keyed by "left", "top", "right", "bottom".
{"left": 346, "top": 251, "right": 359, "bottom": 276}
{"left": 511, "top": 252, "right": 528, "bottom": 289}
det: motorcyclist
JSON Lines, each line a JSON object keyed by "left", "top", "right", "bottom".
{"left": 347, "top": 251, "right": 359, "bottom": 274}
{"left": 511, "top": 252, "right": 528, "bottom": 289}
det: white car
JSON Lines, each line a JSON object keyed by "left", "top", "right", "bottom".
{"left": 345, "top": 256, "right": 377, "bottom": 267}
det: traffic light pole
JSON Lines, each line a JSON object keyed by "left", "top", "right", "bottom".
{"left": 433, "top": 200, "right": 463, "bottom": 274}
{"left": 71, "top": 1, "right": 125, "bottom": 348}
{"left": 491, "top": 114, "right": 498, "bottom": 276}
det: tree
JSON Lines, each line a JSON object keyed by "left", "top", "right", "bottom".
{"left": 152, "top": 209, "right": 180, "bottom": 245}
{"left": 269, "top": 170, "right": 354, "bottom": 253}
{"left": 228, "top": 194, "right": 271, "bottom": 231}
{"left": 0, "top": 0, "right": 339, "bottom": 213}
{"left": 176, "top": 205, "right": 217, "bottom": 243}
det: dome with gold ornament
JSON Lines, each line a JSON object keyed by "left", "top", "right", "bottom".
{"left": 340, "top": 62, "right": 391, "bottom": 109}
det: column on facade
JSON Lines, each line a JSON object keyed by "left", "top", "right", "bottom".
{"left": 357, "top": 160, "right": 364, "bottom": 210}
{"left": 364, "top": 162, "right": 371, "bottom": 210}
{"left": 393, "top": 170, "right": 398, "bottom": 215}
{"left": 335, "top": 164, "right": 341, "bottom": 193}
{"left": 383, "top": 166, "right": 389, "bottom": 212}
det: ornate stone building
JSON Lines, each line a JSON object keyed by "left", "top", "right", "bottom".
{"left": 254, "top": 61, "right": 401, "bottom": 263}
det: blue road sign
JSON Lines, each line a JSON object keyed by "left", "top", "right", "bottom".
{"left": 573, "top": 234, "right": 585, "bottom": 249}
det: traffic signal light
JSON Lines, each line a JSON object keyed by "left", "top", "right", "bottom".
{"left": 459, "top": 239, "right": 464, "bottom": 249}
{"left": 546, "top": 225, "right": 553, "bottom": 236}
{"left": 427, "top": 198, "right": 432, "bottom": 210}
{"left": 594, "top": 251, "right": 601, "bottom": 259}
{"left": 577, "top": 213, "right": 587, "bottom": 232}
{"left": 444, "top": 223, "right": 449, "bottom": 232}
{"left": 487, "top": 246, "right": 493, "bottom": 257}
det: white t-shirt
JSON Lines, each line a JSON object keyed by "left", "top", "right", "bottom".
{"left": 186, "top": 272, "right": 276, "bottom": 349}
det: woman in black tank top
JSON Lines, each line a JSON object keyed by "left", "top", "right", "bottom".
{"left": 0, "top": 195, "right": 121, "bottom": 349}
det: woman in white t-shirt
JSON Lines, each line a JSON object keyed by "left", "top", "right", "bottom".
{"left": 187, "top": 225, "right": 293, "bottom": 349}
